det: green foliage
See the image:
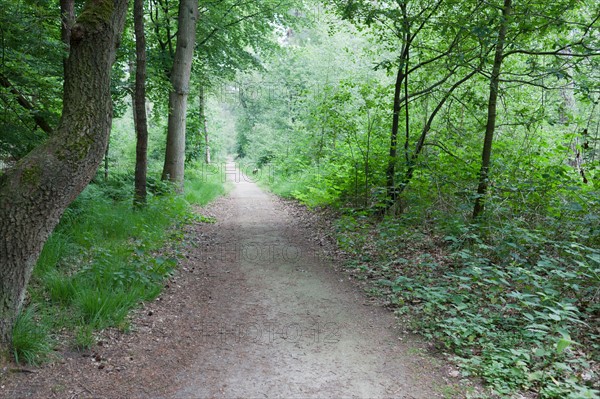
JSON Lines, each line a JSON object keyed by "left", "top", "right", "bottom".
{"left": 17, "top": 162, "right": 224, "bottom": 363}
{"left": 337, "top": 214, "right": 600, "bottom": 398}
{"left": 12, "top": 307, "right": 51, "bottom": 365}
{"left": 184, "top": 163, "right": 228, "bottom": 205}
{"left": 0, "top": 0, "right": 63, "bottom": 161}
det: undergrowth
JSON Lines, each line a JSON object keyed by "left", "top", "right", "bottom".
{"left": 336, "top": 211, "right": 600, "bottom": 398}
{"left": 254, "top": 155, "right": 600, "bottom": 398}
{"left": 12, "top": 165, "right": 224, "bottom": 364}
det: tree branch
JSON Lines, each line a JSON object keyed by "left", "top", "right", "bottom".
{"left": 504, "top": 41, "right": 600, "bottom": 58}
{"left": 0, "top": 73, "right": 53, "bottom": 135}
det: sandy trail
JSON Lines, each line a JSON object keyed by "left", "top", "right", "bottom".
{"left": 172, "top": 165, "right": 451, "bottom": 398}
{"left": 2, "top": 163, "right": 454, "bottom": 398}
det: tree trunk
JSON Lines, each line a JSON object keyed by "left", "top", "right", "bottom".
{"left": 199, "top": 85, "right": 210, "bottom": 164}
{"left": 558, "top": 47, "right": 586, "bottom": 183}
{"left": 558, "top": 47, "right": 576, "bottom": 125}
{"left": 472, "top": 0, "right": 512, "bottom": 219}
{"left": 60, "top": 0, "right": 75, "bottom": 67}
{"left": 161, "top": 0, "right": 198, "bottom": 187}
{"left": 134, "top": 0, "right": 149, "bottom": 207}
{"left": 60, "top": 0, "right": 75, "bottom": 45}
{"left": 385, "top": 55, "right": 407, "bottom": 205}
{"left": 385, "top": 2, "right": 409, "bottom": 207}
{"left": 0, "top": 0, "right": 128, "bottom": 359}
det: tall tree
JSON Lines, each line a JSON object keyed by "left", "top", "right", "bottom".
{"left": 134, "top": 0, "right": 149, "bottom": 206}
{"left": 161, "top": 0, "right": 198, "bottom": 186}
{"left": 0, "top": 0, "right": 129, "bottom": 357}
{"left": 472, "top": 0, "right": 512, "bottom": 219}
{"left": 385, "top": 1, "right": 411, "bottom": 207}
{"left": 199, "top": 85, "right": 210, "bottom": 164}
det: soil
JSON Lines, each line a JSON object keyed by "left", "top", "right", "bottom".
{"left": 1, "top": 165, "right": 467, "bottom": 398}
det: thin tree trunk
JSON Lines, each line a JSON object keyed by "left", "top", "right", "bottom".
{"left": 60, "top": 0, "right": 75, "bottom": 67}
{"left": 472, "top": 0, "right": 512, "bottom": 219}
{"left": 199, "top": 86, "right": 210, "bottom": 164}
{"left": 559, "top": 47, "right": 576, "bottom": 125}
{"left": 558, "top": 47, "right": 586, "bottom": 183}
{"left": 161, "top": 0, "right": 198, "bottom": 188}
{"left": 385, "top": 2, "right": 409, "bottom": 206}
{"left": 134, "top": 0, "right": 149, "bottom": 206}
{"left": 0, "top": 0, "right": 128, "bottom": 359}
{"left": 386, "top": 55, "right": 407, "bottom": 204}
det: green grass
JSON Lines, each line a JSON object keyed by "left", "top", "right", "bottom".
{"left": 74, "top": 287, "right": 140, "bottom": 329}
{"left": 73, "top": 325, "right": 94, "bottom": 350}
{"left": 12, "top": 164, "right": 224, "bottom": 364}
{"left": 12, "top": 307, "right": 51, "bottom": 365}
{"left": 43, "top": 270, "right": 76, "bottom": 305}
{"left": 184, "top": 164, "right": 228, "bottom": 205}
{"left": 34, "top": 232, "right": 77, "bottom": 276}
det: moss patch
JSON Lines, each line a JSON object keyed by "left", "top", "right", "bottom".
{"left": 77, "top": 0, "right": 114, "bottom": 27}
{"left": 21, "top": 164, "right": 42, "bottom": 186}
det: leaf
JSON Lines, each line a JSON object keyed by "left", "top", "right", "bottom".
{"left": 526, "top": 323, "right": 550, "bottom": 332}
{"left": 556, "top": 333, "right": 573, "bottom": 354}
{"left": 528, "top": 370, "right": 545, "bottom": 381}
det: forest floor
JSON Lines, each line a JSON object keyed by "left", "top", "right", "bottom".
{"left": 1, "top": 166, "right": 472, "bottom": 398}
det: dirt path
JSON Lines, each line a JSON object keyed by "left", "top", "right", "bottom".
{"left": 2, "top": 165, "right": 459, "bottom": 398}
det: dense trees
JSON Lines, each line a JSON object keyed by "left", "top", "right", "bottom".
{"left": 228, "top": 2, "right": 599, "bottom": 395}
{"left": 0, "top": 0, "right": 598, "bottom": 395}
{"left": 0, "top": 0, "right": 295, "bottom": 357}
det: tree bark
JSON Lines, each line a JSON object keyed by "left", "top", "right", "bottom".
{"left": 472, "top": 0, "right": 512, "bottom": 219}
{"left": 134, "top": 0, "right": 149, "bottom": 207}
{"left": 0, "top": 0, "right": 128, "bottom": 358}
{"left": 161, "top": 0, "right": 198, "bottom": 187}
{"left": 60, "top": 0, "right": 75, "bottom": 54}
{"left": 386, "top": 50, "right": 408, "bottom": 205}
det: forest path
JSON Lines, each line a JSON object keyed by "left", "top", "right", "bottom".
{"left": 3, "top": 163, "right": 456, "bottom": 398}
{"left": 170, "top": 166, "right": 451, "bottom": 399}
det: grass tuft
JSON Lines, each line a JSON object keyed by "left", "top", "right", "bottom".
{"left": 12, "top": 307, "right": 51, "bottom": 365}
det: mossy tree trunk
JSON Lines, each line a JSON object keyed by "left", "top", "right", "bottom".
{"left": 0, "top": 0, "right": 129, "bottom": 359}
{"left": 161, "top": 0, "right": 198, "bottom": 188}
